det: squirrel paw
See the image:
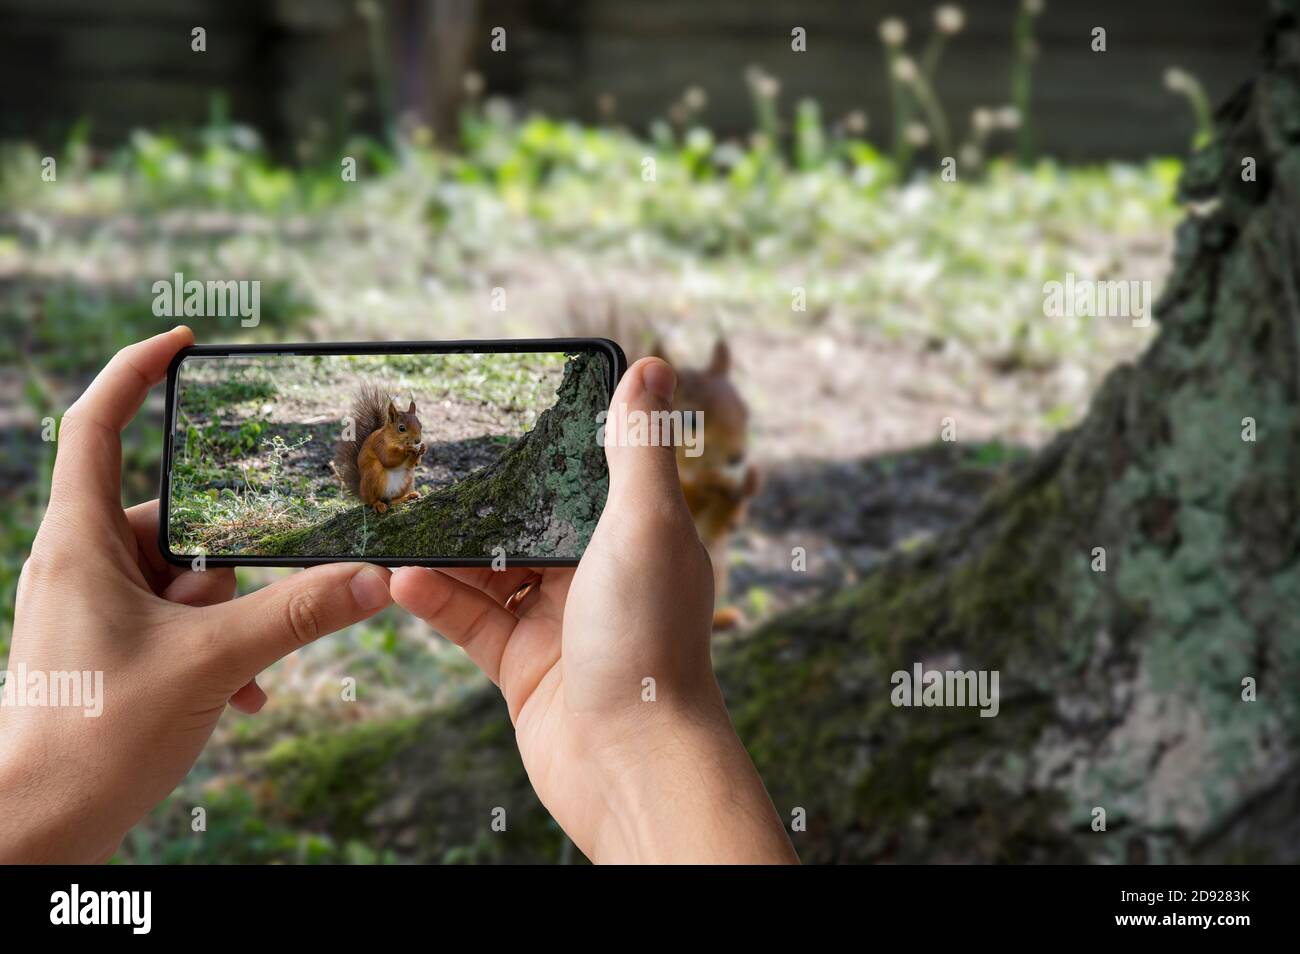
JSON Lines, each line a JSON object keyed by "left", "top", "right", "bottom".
{"left": 372, "top": 501, "right": 388, "bottom": 514}
{"left": 398, "top": 491, "right": 420, "bottom": 503}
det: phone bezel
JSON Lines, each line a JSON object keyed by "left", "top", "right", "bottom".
{"left": 158, "top": 338, "right": 627, "bottom": 568}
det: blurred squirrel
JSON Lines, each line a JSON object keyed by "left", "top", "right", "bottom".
{"left": 653, "top": 339, "right": 759, "bottom": 631}
{"left": 332, "top": 385, "right": 426, "bottom": 514}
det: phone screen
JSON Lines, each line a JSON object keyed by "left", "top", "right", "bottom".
{"left": 160, "top": 340, "right": 624, "bottom": 566}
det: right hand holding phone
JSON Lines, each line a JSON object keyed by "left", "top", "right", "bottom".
{"left": 389, "top": 357, "right": 798, "bottom": 863}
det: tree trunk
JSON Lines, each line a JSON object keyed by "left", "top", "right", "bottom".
{"left": 256, "top": 352, "right": 609, "bottom": 559}
{"left": 248, "top": 3, "right": 1300, "bottom": 863}
{"left": 728, "top": 2, "right": 1300, "bottom": 863}
{"left": 389, "top": 0, "right": 479, "bottom": 145}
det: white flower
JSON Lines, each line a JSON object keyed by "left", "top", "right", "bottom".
{"left": 683, "top": 86, "right": 707, "bottom": 111}
{"left": 996, "top": 106, "right": 1022, "bottom": 129}
{"left": 844, "top": 110, "right": 868, "bottom": 135}
{"left": 892, "top": 56, "right": 919, "bottom": 83}
{"left": 972, "top": 107, "right": 995, "bottom": 133}
{"left": 484, "top": 98, "right": 513, "bottom": 125}
{"left": 1164, "top": 67, "right": 1192, "bottom": 94}
{"left": 462, "top": 71, "right": 484, "bottom": 97}
{"left": 745, "top": 66, "right": 780, "bottom": 98}
{"left": 879, "top": 18, "right": 907, "bottom": 46}
{"left": 935, "top": 5, "right": 965, "bottom": 34}
{"left": 905, "top": 122, "right": 931, "bottom": 146}
{"left": 685, "top": 127, "right": 712, "bottom": 152}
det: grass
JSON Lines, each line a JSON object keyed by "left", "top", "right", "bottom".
{"left": 2, "top": 106, "right": 1180, "bottom": 371}
{"left": 113, "top": 784, "right": 400, "bottom": 865}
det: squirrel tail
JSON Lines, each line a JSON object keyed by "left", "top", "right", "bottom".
{"left": 332, "top": 383, "right": 391, "bottom": 500}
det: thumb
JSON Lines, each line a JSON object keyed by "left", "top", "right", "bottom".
{"left": 603, "top": 357, "right": 689, "bottom": 511}
{"left": 204, "top": 563, "right": 392, "bottom": 679}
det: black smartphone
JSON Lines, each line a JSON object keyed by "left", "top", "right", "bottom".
{"left": 159, "top": 339, "right": 626, "bottom": 567}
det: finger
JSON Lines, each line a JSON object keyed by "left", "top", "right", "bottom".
{"left": 228, "top": 679, "right": 267, "bottom": 715}
{"left": 51, "top": 326, "right": 194, "bottom": 522}
{"left": 389, "top": 566, "right": 519, "bottom": 685}
{"left": 124, "top": 499, "right": 225, "bottom": 595}
{"left": 436, "top": 566, "right": 540, "bottom": 605}
{"left": 123, "top": 500, "right": 170, "bottom": 590}
{"left": 602, "top": 357, "right": 694, "bottom": 522}
{"left": 162, "top": 566, "right": 237, "bottom": 607}
{"left": 125, "top": 499, "right": 237, "bottom": 602}
{"left": 207, "top": 563, "right": 392, "bottom": 677}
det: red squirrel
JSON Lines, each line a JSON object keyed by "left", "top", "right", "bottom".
{"left": 655, "top": 340, "right": 760, "bottom": 631}
{"left": 332, "top": 385, "right": 427, "bottom": 513}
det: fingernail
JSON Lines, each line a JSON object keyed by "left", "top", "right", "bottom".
{"left": 389, "top": 565, "right": 420, "bottom": 591}
{"left": 642, "top": 359, "right": 677, "bottom": 403}
{"left": 350, "top": 565, "right": 391, "bottom": 612}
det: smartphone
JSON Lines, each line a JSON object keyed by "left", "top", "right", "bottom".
{"left": 159, "top": 339, "right": 626, "bottom": 567}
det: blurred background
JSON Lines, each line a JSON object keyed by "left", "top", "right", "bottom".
{"left": 0, "top": 0, "right": 1269, "bottom": 862}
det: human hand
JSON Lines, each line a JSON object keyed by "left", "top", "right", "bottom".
{"left": 390, "top": 357, "right": 797, "bottom": 863}
{"left": 0, "top": 327, "right": 394, "bottom": 863}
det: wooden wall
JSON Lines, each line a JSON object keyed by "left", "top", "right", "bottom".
{"left": 0, "top": 0, "right": 1269, "bottom": 160}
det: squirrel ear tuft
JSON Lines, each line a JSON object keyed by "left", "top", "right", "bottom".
{"left": 708, "top": 339, "right": 731, "bottom": 375}
{"left": 407, "top": 399, "right": 416, "bottom": 414}
{"left": 386, "top": 401, "right": 398, "bottom": 423}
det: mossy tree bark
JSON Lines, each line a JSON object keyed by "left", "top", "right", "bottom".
{"left": 251, "top": 4, "right": 1300, "bottom": 862}
{"left": 724, "top": 3, "right": 1300, "bottom": 863}
{"left": 256, "top": 352, "right": 609, "bottom": 559}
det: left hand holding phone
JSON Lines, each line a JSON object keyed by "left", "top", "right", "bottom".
{"left": 0, "top": 326, "right": 394, "bottom": 863}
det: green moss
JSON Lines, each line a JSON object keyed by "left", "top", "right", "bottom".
{"left": 714, "top": 450, "right": 1084, "bottom": 862}
{"left": 260, "top": 714, "right": 425, "bottom": 838}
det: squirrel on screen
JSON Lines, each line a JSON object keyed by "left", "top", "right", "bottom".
{"left": 332, "top": 385, "right": 427, "bottom": 513}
